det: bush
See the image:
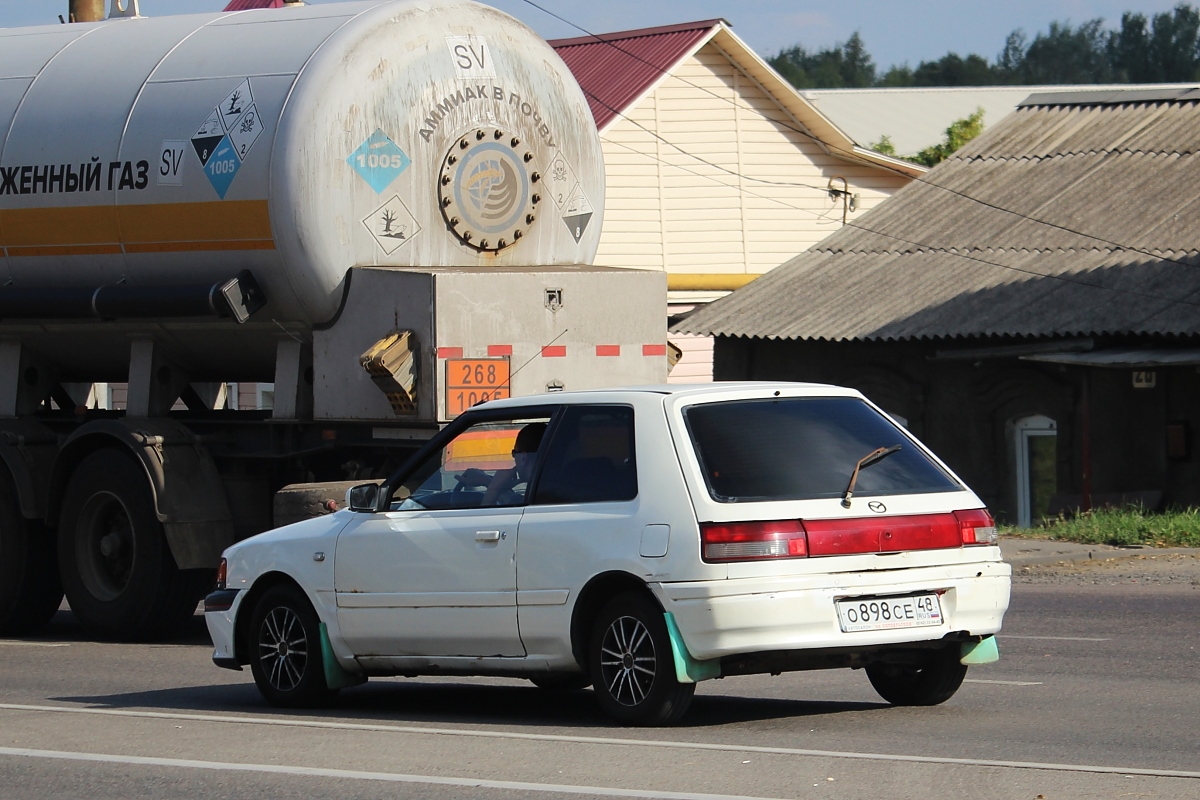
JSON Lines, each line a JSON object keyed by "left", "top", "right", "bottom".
{"left": 1001, "top": 506, "right": 1200, "bottom": 548}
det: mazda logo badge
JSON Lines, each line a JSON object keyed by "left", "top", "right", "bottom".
{"left": 868, "top": 501, "right": 887, "bottom": 513}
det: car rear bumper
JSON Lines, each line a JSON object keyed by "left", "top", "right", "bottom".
{"left": 655, "top": 559, "right": 1011, "bottom": 662}
{"left": 204, "top": 589, "right": 246, "bottom": 670}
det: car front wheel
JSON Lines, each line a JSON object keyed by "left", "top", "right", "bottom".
{"left": 589, "top": 592, "right": 694, "bottom": 726}
{"left": 248, "top": 584, "right": 336, "bottom": 708}
{"left": 865, "top": 646, "right": 967, "bottom": 706}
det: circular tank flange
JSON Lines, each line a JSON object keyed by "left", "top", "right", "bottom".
{"left": 438, "top": 128, "right": 541, "bottom": 251}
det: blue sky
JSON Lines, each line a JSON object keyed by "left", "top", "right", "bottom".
{"left": 0, "top": 0, "right": 1188, "bottom": 68}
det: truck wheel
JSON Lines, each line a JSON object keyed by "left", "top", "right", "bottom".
{"left": 589, "top": 592, "right": 694, "bottom": 726}
{"left": 248, "top": 584, "right": 336, "bottom": 708}
{"left": 57, "top": 450, "right": 208, "bottom": 642}
{"left": 0, "top": 473, "right": 63, "bottom": 636}
{"left": 865, "top": 646, "right": 968, "bottom": 706}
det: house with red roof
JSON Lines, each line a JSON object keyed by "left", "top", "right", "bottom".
{"left": 550, "top": 20, "right": 925, "bottom": 380}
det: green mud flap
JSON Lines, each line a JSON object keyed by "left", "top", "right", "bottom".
{"left": 663, "top": 612, "right": 721, "bottom": 684}
{"left": 960, "top": 635, "right": 1000, "bottom": 665}
{"left": 320, "top": 622, "right": 368, "bottom": 690}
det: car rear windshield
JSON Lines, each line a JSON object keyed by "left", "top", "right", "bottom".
{"left": 683, "top": 397, "right": 962, "bottom": 503}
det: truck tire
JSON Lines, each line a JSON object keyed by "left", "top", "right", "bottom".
{"left": 0, "top": 473, "right": 63, "bottom": 636}
{"left": 57, "top": 450, "right": 209, "bottom": 641}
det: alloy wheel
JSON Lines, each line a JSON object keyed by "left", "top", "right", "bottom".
{"left": 599, "top": 614, "right": 657, "bottom": 706}
{"left": 258, "top": 606, "right": 309, "bottom": 693}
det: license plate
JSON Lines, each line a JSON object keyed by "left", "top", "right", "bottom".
{"left": 836, "top": 593, "right": 943, "bottom": 632}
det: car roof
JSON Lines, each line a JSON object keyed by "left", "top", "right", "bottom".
{"left": 474, "top": 381, "right": 862, "bottom": 411}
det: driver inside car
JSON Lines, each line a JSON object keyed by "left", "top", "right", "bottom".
{"left": 456, "top": 422, "right": 547, "bottom": 505}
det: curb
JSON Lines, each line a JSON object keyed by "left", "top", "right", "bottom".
{"left": 1000, "top": 537, "right": 1200, "bottom": 568}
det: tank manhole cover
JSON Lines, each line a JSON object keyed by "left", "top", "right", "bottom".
{"left": 438, "top": 128, "right": 541, "bottom": 251}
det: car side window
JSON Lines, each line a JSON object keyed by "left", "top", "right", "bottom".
{"left": 392, "top": 416, "right": 552, "bottom": 511}
{"left": 532, "top": 405, "right": 637, "bottom": 505}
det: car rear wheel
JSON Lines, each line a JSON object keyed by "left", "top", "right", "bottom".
{"left": 589, "top": 592, "right": 694, "bottom": 726}
{"left": 865, "top": 646, "right": 967, "bottom": 706}
{"left": 248, "top": 584, "right": 337, "bottom": 708}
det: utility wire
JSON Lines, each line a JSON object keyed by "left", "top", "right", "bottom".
{"left": 519, "top": 0, "right": 1200, "bottom": 313}
{"left": 603, "top": 135, "right": 1200, "bottom": 311}
{"left": 604, "top": 133, "right": 1200, "bottom": 311}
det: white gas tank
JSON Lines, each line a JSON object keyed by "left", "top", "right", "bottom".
{"left": 0, "top": 0, "right": 604, "bottom": 329}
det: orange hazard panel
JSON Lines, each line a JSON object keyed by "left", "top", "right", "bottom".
{"left": 443, "top": 428, "right": 519, "bottom": 472}
{"left": 446, "top": 358, "right": 511, "bottom": 417}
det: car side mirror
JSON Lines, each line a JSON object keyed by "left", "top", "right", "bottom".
{"left": 346, "top": 482, "right": 380, "bottom": 512}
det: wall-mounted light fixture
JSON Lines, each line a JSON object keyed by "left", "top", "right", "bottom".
{"left": 827, "top": 176, "right": 859, "bottom": 225}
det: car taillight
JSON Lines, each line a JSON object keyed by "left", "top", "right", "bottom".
{"left": 701, "top": 520, "right": 807, "bottom": 563}
{"left": 215, "top": 558, "right": 227, "bottom": 590}
{"left": 955, "top": 509, "right": 998, "bottom": 545}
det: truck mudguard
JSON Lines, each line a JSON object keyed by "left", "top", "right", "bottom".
{"left": 49, "top": 419, "right": 235, "bottom": 570}
{"left": 0, "top": 420, "right": 59, "bottom": 521}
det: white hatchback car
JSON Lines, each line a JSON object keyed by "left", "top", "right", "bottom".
{"left": 205, "top": 383, "right": 1011, "bottom": 725}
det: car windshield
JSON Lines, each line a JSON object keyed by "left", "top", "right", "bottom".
{"left": 683, "top": 396, "right": 961, "bottom": 503}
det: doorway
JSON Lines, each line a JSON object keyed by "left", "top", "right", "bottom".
{"left": 1014, "top": 415, "right": 1057, "bottom": 527}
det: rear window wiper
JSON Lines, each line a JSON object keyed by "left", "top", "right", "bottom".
{"left": 841, "top": 444, "right": 902, "bottom": 508}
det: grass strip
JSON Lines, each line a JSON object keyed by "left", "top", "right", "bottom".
{"left": 1001, "top": 506, "right": 1200, "bottom": 548}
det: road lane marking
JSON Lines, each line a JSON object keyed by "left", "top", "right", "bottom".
{"left": 964, "top": 679, "right": 1043, "bottom": 686}
{"left": 1001, "top": 635, "right": 1110, "bottom": 642}
{"left": 0, "top": 641, "right": 71, "bottom": 647}
{"left": 0, "top": 746, "right": 787, "bottom": 800}
{"left": 1, "top": 703, "right": 1197, "bottom": 780}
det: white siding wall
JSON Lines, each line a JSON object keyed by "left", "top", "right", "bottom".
{"left": 595, "top": 44, "right": 910, "bottom": 277}
{"left": 594, "top": 43, "right": 911, "bottom": 381}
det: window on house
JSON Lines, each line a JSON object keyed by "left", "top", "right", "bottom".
{"left": 1014, "top": 415, "right": 1057, "bottom": 528}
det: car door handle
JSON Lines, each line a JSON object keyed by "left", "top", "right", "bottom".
{"left": 475, "top": 530, "right": 502, "bottom": 543}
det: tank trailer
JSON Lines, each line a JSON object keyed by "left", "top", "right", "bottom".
{"left": 0, "top": 0, "right": 666, "bottom": 641}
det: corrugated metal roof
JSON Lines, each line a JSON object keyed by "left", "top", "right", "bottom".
{"left": 549, "top": 21, "right": 719, "bottom": 132}
{"left": 224, "top": 0, "right": 285, "bottom": 10}
{"left": 801, "top": 83, "right": 1198, "bottom": 157}
{"left": 674, "top": 95, "right": 1200, "bottom": 342}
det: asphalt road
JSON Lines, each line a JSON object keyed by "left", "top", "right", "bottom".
{"left": 1, "top": 554, "right": 1198, "bottom": 800}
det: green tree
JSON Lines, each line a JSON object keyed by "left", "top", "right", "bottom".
{"left": 868, "top": 135, "right": 897, "bottom": 156}
{"left": 768, "top": 4, "right": 1200, "bottom": 90}
{"left": 769, "top": 32, "right": 876, "bottom": 88}
{"left": 912, "top": 108, "right": 985, "bottom": 167}
{"left": 1109, "top": 5, "right": 1200, "bottom": 82}
{"left": 876, "top": 64, "right": 914, "bottom": 86}
{"left": 910, "top": 53, "right": 998, "bottom": 86}
{"left": 1015, "top": 19, "right": 1112, "bottom": 83}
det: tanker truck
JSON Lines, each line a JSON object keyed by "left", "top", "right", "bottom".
{"left": 0, "top": 0, "right": 666, "bottom": 642}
